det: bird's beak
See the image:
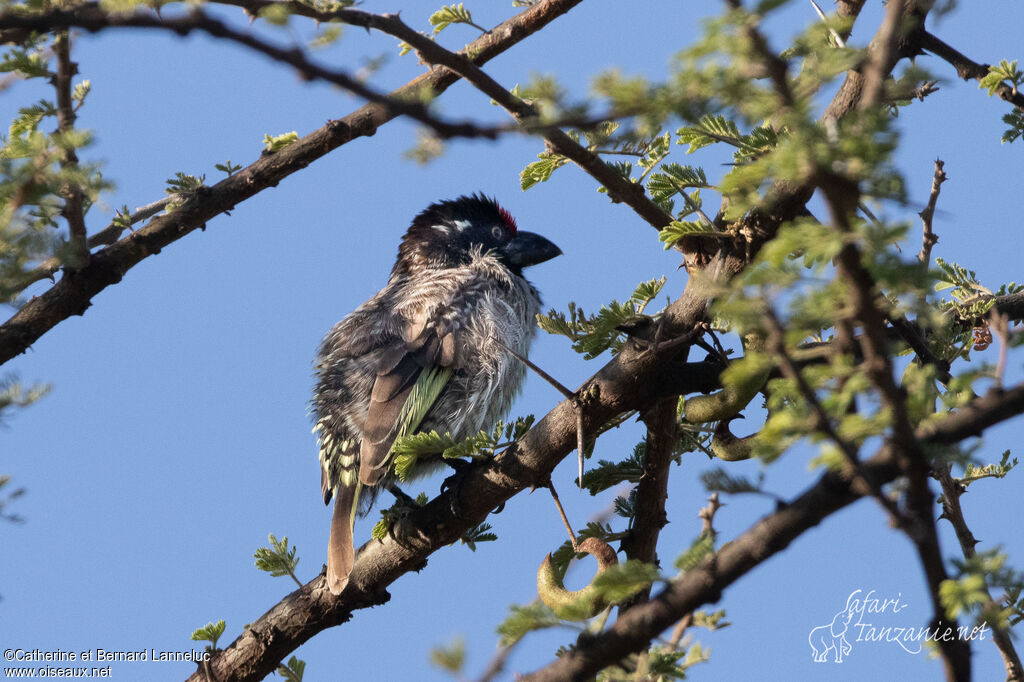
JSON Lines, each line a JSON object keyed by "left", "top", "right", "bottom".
{"left": 501, "top": 231, "right": 562, "bottom": 269}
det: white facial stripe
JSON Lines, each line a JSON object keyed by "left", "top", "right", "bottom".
{"left": 452, "top": 219, "right": 472, "bottom": 232}
{"left": 432, "top": 223, "right": 451, "bottom": 235}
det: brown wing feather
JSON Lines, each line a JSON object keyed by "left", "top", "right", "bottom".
{"left": 360, "top": 351, "right": 422, "bottom": 485}
{"left": 358, "top": 316, "right": 460, "bottom": 486}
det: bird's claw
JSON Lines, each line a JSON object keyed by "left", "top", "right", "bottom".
{"left": 440, "top": 458, "right": 471, "bottom": 518}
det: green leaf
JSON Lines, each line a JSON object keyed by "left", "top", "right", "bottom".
{"left": 253, "top": 533, "right": 301, "bottom": 585}
{"left": 579, "top": 443, "right": 645, "bottom": 495}
{"left": 979, "top": 59, "right": 1022, "bottom": 96}
{"left": 215, "top": 160, "right": 243, "bottom": 176}
{"left": 0, "top": 48, "right": 50, "bottom": 79}
{"left": 429, "top": 637, "right": 465, "bottom": 673}
{"left": 659, "top": 220, "right": 719, "bottom": 248}
{"left": 309, "top": 25, "right": 343, "bottom": 50}
{"left": 630, "top": 276, "right": 666, "bottom": 311}
{"left": 700, "top": 468, "right": 766, "bottom": 496}
{"left": 461, "top": 523, "right": 497, "bottom": 551}
{"left": 676, "top": 114, "right": 742, "bottom": 152}
{"left": 613, "top": 489, "right": 636, "bottom": 519}
{"left": 258, "top": 3, "right": 292, "bottom": 25}
{"left": 496, "top": 602, "right": 560, "bottom": 646}
{"left": 962, "top": 450, "right": 1017, "bottom": 487}
{"left": 371, "top": 517, "right": 389, "bottom": 541}
{"left": 276, "top": 656, "right": 306, "bottom": 682}
{"left": 939, "top": 575, "right": 988, "bottom": 619}
{"left": 1001, "top": 109, "right": 1024, "bottom": 144}
{"left": 190, "top": 620, "right": 226, "bottom": 650}
{"left": 589, "top": 560, "right": 660, "bottom": 604}
{"left": 263, "top": 131, "right": 299, "bottom": 152}
{"left": 429, "top": 3, "right": 477, "bottom": 35}
{"left": 692, "top": 609, "right": 731, "bottom": 630}
{"left": 520, "top": 152, "right": 568, "bottom": 190}
{"left": 165, "top": 171, "right": 206, "bottom": 195}
{"left": 10, "top": 100, "right": 57, "bottom": 138}
{"left": 675, "top": 534, "right": 715, "bottom": 572}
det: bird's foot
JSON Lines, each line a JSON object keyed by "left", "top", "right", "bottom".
{"left": 386, "top": 483, "right": 419, "bottom": 508}
{"left": 439, "top": 458, "right": 471, "bottom": 518}
{"left": 378, "top": 485, "right": 429, "bottom": 550}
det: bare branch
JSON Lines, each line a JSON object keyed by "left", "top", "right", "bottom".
{"left": 0, "top": 0, "right": 586, "bottom": 366}
{"left": 52, "top": 31, "right": 88, "bottom": 269}
{"left": 0, "top": 6, "right": 516, "bottom": 140}
{"left": 919, "top": 30, "right": 1024, "bottom": 112}
{"left": 917, "top": 159, "right": 946, "bottom": 265}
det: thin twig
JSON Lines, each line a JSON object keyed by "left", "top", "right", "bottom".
{"left": 917, "top": 30, "right": 1024, "bottom": 111}
{"left": 494, "top": 337, "right": 591, "bottom": 488}
{"left": 547, "top": 481, "right": 577, "bottom": 550}
{"left": 917, "top": 159, "right": 946, "bottom": 265}
{"left": 52, "top": 31, "right": 88, "bottom": 269}
{"left": 990, "top": 311, "right": 1010, "bottom": 389}
{"left": 698, "top": 492, "right": 722, "bottom": 540}
{"left": 495, "top": 338, "right": 573, "bottom": 400}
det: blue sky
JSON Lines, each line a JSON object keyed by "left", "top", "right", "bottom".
{"left": 3, "top": 1, "right": 1024, "bottom": 680}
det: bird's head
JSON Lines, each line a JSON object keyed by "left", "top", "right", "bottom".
{"left": 394, "top": 194, "right": 561, "bottom": 275}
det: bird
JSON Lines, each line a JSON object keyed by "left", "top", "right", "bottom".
{"left": 311, "top": 194, "right": 561, "bottom": 594}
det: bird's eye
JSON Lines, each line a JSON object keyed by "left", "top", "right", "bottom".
{"left": 491, "top": 225, "right": 504, "bottom": 240}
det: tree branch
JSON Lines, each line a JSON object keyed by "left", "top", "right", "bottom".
{"left": 52, "top": 31, "right": 88, "bottom": 269}
{"left": 520, "top": 380, "right": 1024, "bottom": 681}
{"left": 617, "top": 398, "right": 678, "bottom": 612}
{"left": 934, "top": 465, "right": 1024, "bottom": 681}
{"left": 919, "top": 30, "right": 1024, "bottom": 111}
{"left": 917, "top": 158, "right": 946, "bottom": 266}
{"left": 820, "top": 170, "right": 969, "bottom": 681}
{"left": 0, "top": 5, "right": 527, "bottom": 141}
{"left": 0, "top": 0, "right": 586, "bottom": 366}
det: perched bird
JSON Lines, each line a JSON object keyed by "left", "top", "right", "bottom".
{"left": 312, "top": 194, "right": 561, "bottom": 594}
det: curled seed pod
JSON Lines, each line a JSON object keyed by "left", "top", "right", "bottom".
{"left": 537, "top": 537, "right": 618, "bottom": 621}
{"left": 710, "top": 418, "right": 755, "bottom": 461}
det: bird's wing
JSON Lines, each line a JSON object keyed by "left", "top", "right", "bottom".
{"left": 358, "top": 318, "right": 458, "bottom": 485}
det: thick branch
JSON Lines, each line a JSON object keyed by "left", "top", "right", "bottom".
{"left": 0, "top": 0, "right": 585, "bottom": 366}
{"left": 617, "top": 398, "right": 678, "bottom": 612}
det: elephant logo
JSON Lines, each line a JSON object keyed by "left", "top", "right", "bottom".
{"left": 808, "top": 592, "right": 857, "bottom": 663}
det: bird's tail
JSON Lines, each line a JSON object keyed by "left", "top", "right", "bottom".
{"left": 326, "top": 481, "right": 361, "bottom": 595}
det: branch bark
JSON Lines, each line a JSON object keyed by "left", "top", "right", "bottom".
{"left": 617, "top": 398, "right": 678, "bottom": 612}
